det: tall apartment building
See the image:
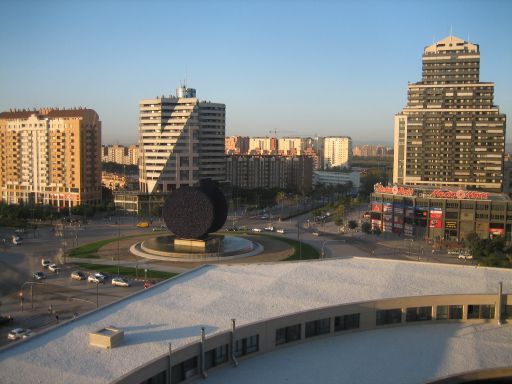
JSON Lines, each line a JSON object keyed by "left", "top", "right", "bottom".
{"left": 0, "top": 108, "right": 102, "bottom": 207}
{"left": 353, "top": 145, "right": 390, "bottom": 157}
{"left": 139, "top": 86, "right": 225, "bottom": 193}
{"left": 323, "top": 136, "right": 352, "bottom": 169}
{"left": 393, "top": 36, "right": 506, "bottom": 192}
{"left": 248, "top": 137, "right": 277, "bottom": 155}
{"left": 278, "top": 137, "right": 303, "bottom": 155}
{"left": 225, "top": 136, "right": 249, "bottom": 155}
{"left": 226, "top": 155, "right": 312, "bottom": 193}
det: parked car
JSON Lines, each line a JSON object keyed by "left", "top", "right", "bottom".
{"left": 136, "top": 221, "right": 150, "bottom": 228}
{"left": 94, "top": 272, "right": 108, "bottom": 280}
{"left": 70, "top": 271, "right": 87, "bottom": 280}
{"left": 33, "top": 271, "right": 46, "bottom": 280}
{"left": 458, "top": 253, "right": 473, "bottom": 260}
{"left": 264, "top": 226, "right": 275, "bottom": 232}
{"left": 112, "top": 277, "right": 130, "bottom": 287}
{"left": 312, "top": 231, "right": 320, "bottom": 236}
{"left": 251, "top": 228, "right": 262, "bottom": 232}
{"left": 87, "top": 274, "right": 104, "bottom": 284}
{"left": 7, "top": 328, "right": 32, "bottom": 340}
{"left": 48, "top": 264, "right": 61, "bottom": 273}
{"left": 41, "top": 259, "right": 51, "bottom": 268}
{"left": 276, "top": 228, "right": 285, "bottom": 234}
{"left": 152, "top": 225, "right": 167, "bottom": 232}
{"left": 14, "top": 228, "right": 25, "bottom": 234}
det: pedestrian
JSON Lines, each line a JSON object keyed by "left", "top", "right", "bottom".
{"left": 55, "top": 313, "right": 59, "bottom": 323}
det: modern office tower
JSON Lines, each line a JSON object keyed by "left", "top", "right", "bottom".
{"left": 278, "top": 137, "right": 303, "bottom": 155}
{"left": 225, "top": 136, "right": 249, "bottom": 155}
{"left": 0, "top": 107, "right": 102, "bottom": 207}
{"left": 393, "top": 35, "right": 506, "bottom": 192}
{"left": 323, "top": 136, "right": 352, "bottom": 168}
{"left": 248, "top": 137, "right": 277, "bottom": 155}
{"left": 139, "top": 85, "right": 225, "bottom": 193}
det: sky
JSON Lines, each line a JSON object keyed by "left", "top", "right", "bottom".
{"left": 0, "top": 0, "right": 511, "bottom": 146}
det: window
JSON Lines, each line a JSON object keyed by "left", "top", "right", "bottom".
{"left": 205, "top": 344, "right": 228, "bottom": 369}
{"left": 275, "top": 324, "right": 301, "bottom": 345}
{"left": 171, "top": 357, "right": 198, "bottom": 383}
{"left": 334, "top": 313, "right": 360, "bottom": 331}
{"left": 406, "top": 306, "right": 432, "bottom": 322}
{"left": 234, "top": 335, "right": 259, "bottom": 357}
{"left": 376, "top": 309, "right": 402, "bottom": 325}
{"left": 468, "top": 304, "right": 495, "bottom": 319}
{"left": 305, "top": 318, "right": 330, "bottom": 338}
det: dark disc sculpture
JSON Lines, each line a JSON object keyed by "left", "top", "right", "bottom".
{"left": 163, "top": 179, "right": 228, "bottom": 239}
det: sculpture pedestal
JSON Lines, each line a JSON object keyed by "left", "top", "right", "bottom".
{"left": 174, "top": 236, "right": 221, "bottom": 251}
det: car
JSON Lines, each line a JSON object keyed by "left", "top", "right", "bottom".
{"left": 48, "top": 264, "right": 61, "bottom": 273}
{"left": 276, "top": 229, "right": 285, "bottom": 234}
{"left": 112, "top": 277, "right": 130, "bottom": 287}
{"left": 14, "top": 228, "right": 25, "bottom": 234}
{"left": 264, "top": 226, "right": 275, "bottom": 232}
{"left": 136, "top": 221, "right": 150, "bottom": 228}
{"left": 94, "top": 272, "right": 108, "bottom": 280}
{"left": 12, "top": 236, "right": 21, "bottom": 245}
{"left": 448, "top": 249, "right": 461, "bottom": 255}
{"left": 312, "top": 231, "right": 320, "bottom": 236}
{"left": 152, "top": 225, "right": 167, "bottom": 232}
{"left": 458, "top": 253, "right": 473, "bottom": 260}
{"left": 7, "top": 328, "right": 32, "bottom": 341}
{"left": 33, "top": 271, "right": 46, "bottom": 280}
{"left": 70, "top": 271, "right": 87, "bottom": 280}
{"left": 260, "top": 214, "right": 269, "bottom": 220}
{"left": 41, "top": 259, "right": 51, "bottom": 268}
{"left": 87, "top": 274, "right": 104, "bottom": 284}
{"left": 251, "top": 228, "right": 262, "bottom": 232}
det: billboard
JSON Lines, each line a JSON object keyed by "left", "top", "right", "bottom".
{"left": 429, "top": 209, "right": 443, "bottom": 229}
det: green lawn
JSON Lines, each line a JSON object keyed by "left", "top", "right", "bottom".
{"left": 74, "top": 263, "right": 178, "bottom": 280}
{"left": 69, "top": 234, "right": 152, "bottom": 258}
{"left": 255, "top": 233, "right": 320, "bottom": 261}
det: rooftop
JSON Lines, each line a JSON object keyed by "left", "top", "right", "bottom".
{"left": 0, "top": 258, "right": 511, "bottom": 384}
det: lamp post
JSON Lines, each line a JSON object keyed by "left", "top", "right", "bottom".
{"left": 19, "top": 291, "right": 24, "bottom": 312}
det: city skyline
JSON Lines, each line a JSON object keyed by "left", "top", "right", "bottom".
{"left": 0, "top": 0, "right": 511, "bottom": 145}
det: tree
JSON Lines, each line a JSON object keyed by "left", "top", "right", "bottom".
{"left": 348, "top": 220, "right": 358, "bottom": 230}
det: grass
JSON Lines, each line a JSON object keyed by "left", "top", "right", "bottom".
{"left": 69, "top": 234, "right": 152, "bottom": 258}
{"left": 74, "top": 263, "right": 178, "bottom": 280}
{"left": 252, "top": 233, "right": 320, "bottom": 261}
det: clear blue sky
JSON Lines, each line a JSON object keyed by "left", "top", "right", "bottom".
{"left": 1, "top": 0, "right": 511, "bottom": 146}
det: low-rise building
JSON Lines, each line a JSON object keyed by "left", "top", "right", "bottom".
{"left": 371, "top": 183, "right": 511, "bottom": 242}
{"left": 313, "top": 170, "right": 361, "bottom": 193}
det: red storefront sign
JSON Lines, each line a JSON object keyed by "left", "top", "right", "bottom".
{"left": 374, "top": 184, "right": 414, "bottom": 196}
{"left": 429, "top": 210, "right": 443, "bottom": 229}
{"left": 371, "top": 203, "right": 382, "bottom": 212}
{"left": 430, "top": 190, "right": 489, "bottom": 200}
{"left": 488, "top": 228, "right": 505, "bottom": 235}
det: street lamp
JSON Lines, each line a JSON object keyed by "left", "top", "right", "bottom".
{"left": 19, "top": 291, "right": 24, "bottom": 312}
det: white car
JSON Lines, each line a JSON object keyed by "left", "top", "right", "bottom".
{"left": 49, "top": 264, "right": 61, "bottom": 273}
{"left": 7, "top": 328, "right": 32, "bottom": 341}
{"left": 41, "top": 259, "right": 51, "bottom": 268}
{"left": 276, "top": 229, "right": 285, "bottom": 234}
{"left": 312, "top": 231, "right": 320, "bottom": 236}
{"left": 251, "top": 228, "right": 262, "bottom": 232}
{"left": 264, "top": 226, "right": 275, "bottom": 232}
{"left": 88, "top": 274, "right": 104, "bottom": 284}
{"left": 112, "top": 277, "right": 130, "bottom": 287}
{"left": 458, "top": 253, "right": 473, "bottom": 260}
{"left": 94, "top": 272, "right": 108, "bottom": 280}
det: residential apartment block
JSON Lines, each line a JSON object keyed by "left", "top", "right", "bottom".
{"left": 277, "top": 137, "right": 303, "bottom": 155}
{"left": 0, "top": 108, "right": 102, "bottom": 207}
{"left": 353, "top": 145, "right": 391, "bottom": 157}
{"left": 225, "top": 136, "right": 249, "bottom": 155}
{"left": 226, "top": 155, "right": 312, "bottom": 193}
{"left": 393, "top": 36, "right": 506, "bottom": 192}
{"left": 101, "top": 144, "right": 139, "bottom": 165}
{"left": 323, "top": 136, "right": 352, "bottom": 169}
{"left": 248, "top": 136, "right": 277, "bottom": 155}
{"left": 139, "top": 86, "right": 225, "bottom": 193}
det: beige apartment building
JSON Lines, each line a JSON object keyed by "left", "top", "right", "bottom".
{"left": 248, "top": 136, "right": 277, "bottom": 155}
{"left": 139, "top": 86, "right": 225, "bottom": 193}
{"left": 225, "top": 136, "right": 249, "bottom": 155}
{"left": 278, "top": 137, "right": 303, "bottom": 155}
{"left": 101, "top": 144, "right": 139, "bottom": 165}
{"left": 0, "top": 108, "right": 102, "bottom": 207}
{"left": 393, "top": 36, "right": 506, "bottom": 192}
{"left": 323, "top": 136, "right": 352, "bottom": 168}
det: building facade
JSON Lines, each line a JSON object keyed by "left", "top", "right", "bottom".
{"left": 248, "top": 137, "right": 277, "bottom": 155}
{"left": 226, "top": 155, "right": 312, "bottom": 193}
{"left": 139, "top": 86, "right": 225, "bottom": 193}
{"left": 101, "top": 144, "right": 139, "bottom": 165}
{"left": 371, "top": 184, "right": 512, "bottom": 243}
{"left": 323, "top": 136, "right": 352, "bottom": 169}
{"left": 225, "top": 136, "right": 249, "bottom": 155}
{"left": 277, "top": 137, "right": 303, "bottom": 156}
{"left": 393, "top": 36, "right": 506, "bottom": 192}
{"left": 313, "top": 170, "right": 361, "bottom": 193}
{"left": 0, "top": 108, "right": 102, "bottom": 207}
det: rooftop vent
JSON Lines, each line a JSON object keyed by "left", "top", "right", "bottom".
{"left": 89, "top": 326, "right": 124, "bottom": 349}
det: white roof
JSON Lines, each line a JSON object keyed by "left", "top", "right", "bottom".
{"left": 0, "top": 258, "right": 511, "bottom": 384}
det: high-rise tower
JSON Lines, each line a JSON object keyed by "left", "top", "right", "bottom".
{"left": 139, "top": 86, "right": 225, "bottom": 193}
{"left": 393, "top": 36, "right": 506, "bottom": 192}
